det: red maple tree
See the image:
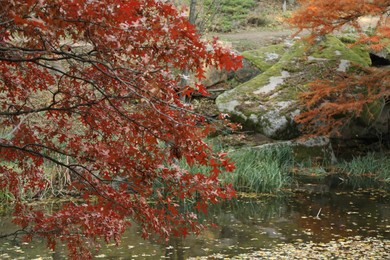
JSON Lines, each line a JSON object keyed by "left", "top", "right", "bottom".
{"left": 0, "top": 0, "right": 241, "bottom": 258}
{"left": 289, "top": 0, "right": 390, "bottom": 135}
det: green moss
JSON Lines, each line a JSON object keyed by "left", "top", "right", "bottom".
{"left": 219, "top": 42, "right": 306, "bottom": 100}
{"left": 216, "top": 36, "right": 373, "bottom": 139}
{"left": 239, "top": 65, "right": 283, "bottom": 93}
{"left": 242, "top": 44, "right": 286, "bottom": 71}
{"left": 220, "top": 38, "right": 355, "bottom": 107}
{"left": 350, "top": 44, "right": 372, "bottom": 66}
{"left": 217, "top": 40, "right": 309, "bottom": 124}
{"left": 274, "top": 85, "right": 299, "bottom": 100}
{"left": 338, "top": 34, "right": 358, "bottom": 44}
{"left": 310, "top": 36, "right": 371, "bottom": 66}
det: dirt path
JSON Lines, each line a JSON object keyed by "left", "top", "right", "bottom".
{"left": 208, "top": 16, "right": 378, "bottom": 50}
{"left": 217, "top": 29, "right": 293, "bottom": 42}
{"left": 206, "top": 28, "right": 297, "bottom": 50}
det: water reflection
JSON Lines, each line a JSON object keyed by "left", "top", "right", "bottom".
{"left": 0, "top": 190, "right": 389, "bottom": 259}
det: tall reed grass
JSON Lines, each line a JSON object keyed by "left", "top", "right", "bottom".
{"left": 339, "top": 152, "right": 390, "bottom": 188}
{"left": 180, "top": 142, "right": 294, "bottom": 193}
{"left": 222, "top": 144, "right": 293, "bottom": 193}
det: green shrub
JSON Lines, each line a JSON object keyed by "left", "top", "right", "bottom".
{"left": 210, "top": 0, "right": 255, "bottom": 32}
{"left": 202, "top": 0, "right": 257, "bottom": 32}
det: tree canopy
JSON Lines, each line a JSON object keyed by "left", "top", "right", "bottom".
{"left": 0, "top": 0, "right": 241, "bottom": 258}
{"left": 290, "top": 0, "right": 390, "bottom": 135}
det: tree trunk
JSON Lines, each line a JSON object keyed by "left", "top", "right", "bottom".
{"left": 189, "top": 0, "right": 197, "bottom": 25}
{"left": 282, "top": 0, "right": 287, "bottom": 12}
{"left": 180, "top": 0, "right": 197, "bottom": 102}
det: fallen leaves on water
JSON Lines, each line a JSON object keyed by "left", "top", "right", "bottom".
{"left": 189, "top": 236, "right": 390, "bottom": 259}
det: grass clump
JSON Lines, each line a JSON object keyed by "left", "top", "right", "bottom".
{"left": 221, "top": 144, "right": 293, "bottom": 193}
{"left": 339, "top": 152, "right": 390, "bottom": 188}
{"left": 0, "top": 189, "right": 13, "bottom": 204}
{"left": 178, "top": 141, "right": 293, "bottom": 194}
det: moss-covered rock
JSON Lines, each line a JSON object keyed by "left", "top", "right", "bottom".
{"left": 370, "top": 40, "right": 390, "bottom": 62}
{"left": 241, "top": 44, "right": 286, "bottom": 71}
{"left": 216, "top": 36, "right": 371, "bottom": 140}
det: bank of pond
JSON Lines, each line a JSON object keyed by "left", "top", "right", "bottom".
{"left": 1, "top": 143, "right": 390, "bottom": 259}
{"left": 182, "top": 142, "right": 390, "bottom": 194}
{"left": 0, "top": 187, "right": 389, "bottom": 259}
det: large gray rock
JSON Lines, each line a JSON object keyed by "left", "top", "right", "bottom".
{"left": 253, "top": 136, "right": 337, "bottom": 164}
{"left": 370, "top": 45, "right": 390, "bottom": 63}
{"left": 202, "top": 67, "right": 228, "bottom": 88}
{"left": 233, "top": 58, "right": 261, "bottom": 83}
{"left": 241, "top": 44, "right": 286, "bottom": 72}
{"left": 216, "top": 36, "right": 371, "bottom": 140}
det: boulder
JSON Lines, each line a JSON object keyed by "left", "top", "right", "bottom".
{"left": 344, "top": 67, "right": 390, "bottom": 140}
{"left": 202, "top": 67, "right": 228, "bottom": 88}
{"left": 241, "top": 43, "right": 286, "bottom": 72}
{"left": 203, "top": 44, "right": 286, "bottom": 91}
{"left": 338, "top": 33, "right": 390, "bottom": 66}
{"left": 233, "top": 58, "right": 261, "bottom": 83}
{"left": 370, "top": 44, "right": 390, "bottom": 65}
{"left": 252, "top": 136, "right": 337, "bottom": 164}
{"left": 216, "top": 36, "right": 371, "bottom": 140}
{"left": 196, "top": 44, "right": 288, "bottom": 94}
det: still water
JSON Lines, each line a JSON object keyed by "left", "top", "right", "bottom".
{"left": 1, "top": 189, "right": 389, "bottom": 259}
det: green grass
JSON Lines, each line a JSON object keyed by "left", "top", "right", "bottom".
{"left": 179, "top": 141, "right": 293, "bottom": 193}
{"left": 339, "top": 152, "right": 390, "bottom": 188}
{"left": 223, "top": 144, "right": 293, "bottom": 193}
{"left": 0, "top": 189, "right": 13, "bottom": 203}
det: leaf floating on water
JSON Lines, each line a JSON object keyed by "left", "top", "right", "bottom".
{"left": 188, "top": 236, "right": 390, "bottom": 260}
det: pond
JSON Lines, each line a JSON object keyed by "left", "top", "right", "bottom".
{"left": 1, "top": 189, "right": 389, "bottom": 259}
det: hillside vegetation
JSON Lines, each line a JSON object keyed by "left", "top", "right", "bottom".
{"left": 173, "top": 0, "right": 297, "bottom": 32}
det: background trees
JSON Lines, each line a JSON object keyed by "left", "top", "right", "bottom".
{"left": 173, "top": 0, "right": 258, "bottom": 32}
{"left": 289, "top": 0, "right": 390, "bottom": 135}
{"left": 0, "top": 0, "right": 240, "bottom": 258}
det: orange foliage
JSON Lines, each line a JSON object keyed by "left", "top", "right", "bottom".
{"left": 295, "top": 68, "right": 390, "bottom": 135}
{"left": 289, "top": 0, "right": 390, "bottom": 136}
{"left": 290, "top": 0, "right": 389, "bottom": 42}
